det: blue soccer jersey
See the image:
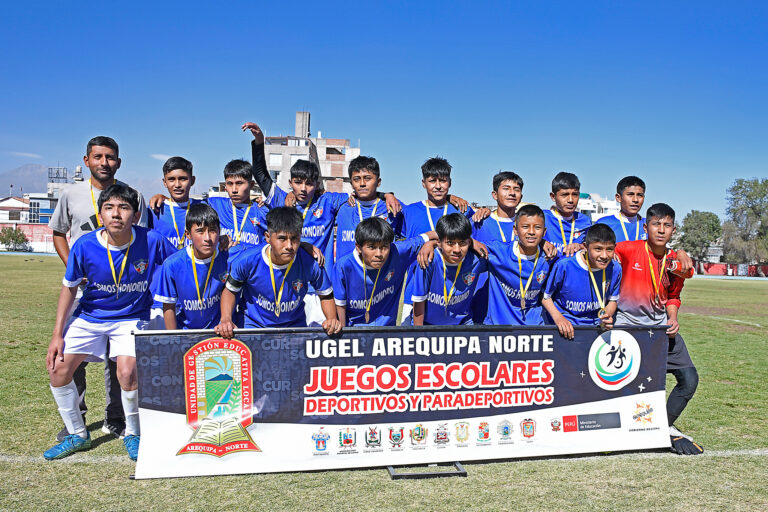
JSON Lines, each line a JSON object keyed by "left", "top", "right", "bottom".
{"left": 154, "top": 246, "right": 230, "bottom": 329}
{"left": 267, "top": 186, "right": 349, "bottom": 266}
{"left": 542, "top": 209, "right": 593, "bottom": 254}
{"left": 147, "top": 199, "right": 205, "bottom": 249}
{"left": 472, "top": 212, "right": 516, "bottom": 244}
{"left": 484, "top": 241, "right": 556, "bottom": 326}
{"left": 542, "top": 251, "right": 622, "bottom": 326}
{"left": 334, "top": 198, "right": 405, "bottom": 263}
{"left": 63, "top": 227, "right": 175, "bottom": 322}
{"left": 332, "top": 236, "right": 425, "bottom": 326}
{"left": 401, "top": 200, "right": 476, "bottom": 306}
{"left": 411, "top": 249, "right": 486, "bottom": 325}
{"left": 596, "top": 214, "right": 647, "bottom": 242}
{"left": 226, "top": 244, "right": 333, "bottom": 328}
{"left": 207, "top": 196, "right": 268, "bottom": 261}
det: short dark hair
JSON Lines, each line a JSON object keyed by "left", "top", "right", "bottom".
{"left": 584, "top": 223, "right": 616, "bottom": 247}
{"left": 290, "top": 159, "right": 320, "bottom": 183}
{"left": 616, "top": 176, "right": 646, "bottom": 195}
{"left": 223, "top": 159, "right": 254, "bottom": 181}
{"left": 163, "top": 156, "right": 193, "bottom": 176}
{"left": 355, "top": 217, "right": 395, "bottom": 246}
{"left": 97, "top": 183, "right": 138, "bottom": 213}
{"left": 87, "top": 136, "right": 119, "bottom": 157}
{"left": 646, "top": 203, "right": 676, "bottom": 223}
{"left": 348, "top": 156, "right": 380, "bottom": 179}
{"left": 266, "top": 206, "right": 304, "bottom": 235}
{"left": 551, "top": 172, "right": 581, "bottom": 193}
{"left": 493, "top": 171, "right": 524, "bottom": 191}
{"left": 185, "top": 203, "right": 220, "bottom": 232}
{"left": 421, "top": 156, "right": 452, "bottom": 180}
{"left": 515, "top": 204, "right": 545, "bottom": 221}
{"left": 436, "top": 213, "right": 472, "bottom": 241}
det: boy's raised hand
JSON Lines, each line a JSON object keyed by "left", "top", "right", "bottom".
{"left": 285, "top": 191, "right": 297, "bottom": 207}
{"left": 149, "top": 193, "right": 168, "bottom": 212}
{"left": 541, "top": 241, "right": 557, "bottom": 259}
{"left": 448, "top": 194, "right": 468, "bottom": 213}
{"left": 471, "top": 207, "right": 491, "bottom": 222}
{"left": 563, "top": 243, "right": 583, "bottom": 257}
{"left": 471, "top": 239, "right": 488, "bottom": 258}
{"left": 417, "top": 240, "right": 438, "bottom": 269}
{"left": 384, "top": 193, "right": 402, "bottom": 215}
{"left": 242, "top": 122, "right": 265, "bottom": 145}
{"left": 300, "top": 241, "right": 325, "bottom": 268}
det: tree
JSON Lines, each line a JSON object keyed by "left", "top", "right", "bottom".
{"left": 0, "top": 227, "right": 30, "bottom": 252}
{"left": 677, "top": 211, "right": 721, "bottom": 273}
{"left": 722, "top": 178, "right": 768, "bottom": 275}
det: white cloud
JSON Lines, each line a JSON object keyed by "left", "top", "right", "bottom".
{"left": 9, "top": 151, "right": 42, "bottom": 159}
{"left": 150, "top": 154, "right": 173, "bottom": 162}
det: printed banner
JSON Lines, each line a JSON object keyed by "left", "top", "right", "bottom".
{"left": 134, "top": 326, "right": 670, "bottom": 479}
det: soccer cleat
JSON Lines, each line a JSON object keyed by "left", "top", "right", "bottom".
{"left": 102, "top": 418, "right": 126, "bottom": 439}
{"left": 123, "top": 434, "right": 140, "bottom": 461}
{"left": 55, "top": 414, "right": 87, "bottom": 443}
{"left": 670, "top": 425, "right": 704, "bottom": 455}
{"left": 44, "top": 432, "right": 91, "bottom": 460}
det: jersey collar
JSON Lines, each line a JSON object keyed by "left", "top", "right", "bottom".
{"left": 513, "top": 241, "right": 538, "bottom": 261}
{"left": 98, "top": 227, "right": 136, "bottom": 250}
{"left": 261, "top": 244, "right": 295, "bottom": 270}
{"left": 436, "top": 248, "right": 464, "bottom": 267}
{"left": 185, "top": 245, "right": 217, "bottom": 264}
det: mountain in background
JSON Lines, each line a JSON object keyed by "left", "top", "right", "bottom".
{"left": 0, "top": 164, "right": 52, "bottom": 197}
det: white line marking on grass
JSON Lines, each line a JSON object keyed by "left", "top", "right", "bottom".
{"left": 1, "top": 449, "right": 767, "bottom": 466}
{"left": 684, "top": 313, "right": 763, "bottom": 328}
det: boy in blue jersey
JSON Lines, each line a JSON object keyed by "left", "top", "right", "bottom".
{"left": 542, "top": 224, "right": 622, "bottom": 339}
{"left": 148, "top": 156, "right": 202, "bottom": 249}
{"left": 412, "top": 214, "right": 485, "bottom": 325}
{"left": 543, "top": 172, "right": 593, "bottom": 256}
{"left": 472, "top": 171, "right": 524, "bottom": 244}
{"left": 44, "top": 184, "right": 174, "bottom": 461}
{"left": 155, "top": 204, "right": 230, "bottom": 329}
{"left": 333, "top": 217, "right": 434, "bottom": 326}
{"left": 483, "top": 205, "right": 557, "bottom": 325}
{"left": 595, "top": 176, "right": 647, "bottom": 242}
{"left": 215, "top": 207, "right": 342, "bottom": 336}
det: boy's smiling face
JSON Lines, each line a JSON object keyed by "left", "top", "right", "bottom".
{"left": 163, "top": 169, "right": 195, "bottom": 203}
{"left": 422, "top": 176, "right": 450, "bottom": 204}
{"left": 439, "top": 237, "right": 470, "bottom": 265}
{"left": 84, "top": 145, "right": 121, "bottom": 183}
{"left": 356, "top": 241, "right": 391, "bottom": 269}
{"left": 584, "top": 241, "right": 615, "bottom": 270}
{"left": 350, "top": 169, "right": 381, "bottom": 202}
{"left": 492, "top": 180, "right": 522, "bottom": 210}
{"left": 514, "top": 214, "right": 545, "bottom": 253}
{"left": 550, "top": 188, "right": 580, "bottom": 216}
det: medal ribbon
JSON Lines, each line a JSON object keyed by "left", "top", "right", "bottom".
{"left": 357, "top": 198, "right": 381, "bottom": 223}
{"left": 362, "top": 260, "right": 382, "bottom": 321}
{"left": 441, "top": 252, "right": 464, "bottom": 311}
{"left": 268, "top": 247, "right": 295, "bottom": 317}
{"left": 585, "top": 253, "right": 607, "bottom": 313}
{"left": 645, "top": 243, "right": 669, "bottom": 302}
{"left": 231, "top": 202, "right": 252, "bottom": 245}
{"left": 301, "top": 195, "right": 315, "bottom": 220}
{"left": 425, "top": 201, "right": 448, "bottom": 231}
{"left": 516, "top": 243, "right": 540, "bottom": 308}
{"left": 169, "top": 200, "right": 191, "bottom": 249}
{"left": 552, "top": 209, "right": 575, "bottom": 247}
{"left": 191, "top": 249, "right": 216, "bottom": 307}
{"left": 492, "top": 211, "right": 508, "bottom": 243}
{"left": 106, "top": 231, "right": 132, "bottom": 297}
{"left": 89, "top": 178, "right": 116, "bottom": 228}
{"left": 616, "top": 213, "right": 640, "bottom": 242}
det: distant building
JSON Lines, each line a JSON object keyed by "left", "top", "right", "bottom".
{"left": 264, "top": 112, "right": 358, "bottom": 194}
{"left": 578, "top": 193, "right": 620, "bottom": 222}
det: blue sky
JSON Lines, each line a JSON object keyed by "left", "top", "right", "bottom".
{"left": 1, "top": 1, "right": 766, "bottom": 218}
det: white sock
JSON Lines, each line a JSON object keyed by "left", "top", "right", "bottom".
{"left": 121, "top": 388, "right": 140, "bottom": 436}
{"left": 51, "top": 381, "right": 86, "bottom": 438}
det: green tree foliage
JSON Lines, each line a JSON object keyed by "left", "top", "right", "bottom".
{"left": 0, "top": 227, "right": 29, "bottom": 251}
{"left": 678, "top": 211, "right": 721, "bottom": 272}
{"left": 722, "top": 178, "right": 768, "bottom": 273}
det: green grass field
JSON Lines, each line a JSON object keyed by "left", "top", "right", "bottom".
{"left": 1, "top": 254, "right": 767, "bottom": 511}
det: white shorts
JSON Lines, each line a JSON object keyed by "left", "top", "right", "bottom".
{"left": 63, "top": 317, "right": 147, "bottom": 362}
{"left": 147, "top": 307, "right": 165, "bottom": 331}
{"left": 303, "top": 293, "right": 325, "bottom": 327}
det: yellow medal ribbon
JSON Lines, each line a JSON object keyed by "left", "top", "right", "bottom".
{"left": 231, "top": 201, "right": 252, "bottom": 245}
{"left": 425, "top": 201, "right": 448, "bottom": 231}
{"left": 552, "top": 208, "right": 575, "bottom": 247}
{"left": 301, "top": 194, "right": 315, "bottom": 220}
{"left": 584, "top": 252, "right": 607, "bottom": 317}
{"left": 492, "top": 211, "right": 510, "bottom": 243}
{"left": 516, "top": 243, "right": 540, "bottom": 309}
{"left": 191, "top": 249, "right": 216, "bottom": 308}
{"left": 645, "top": 243, "right": 669, "bottom": 304}
{"left": 362, "top": 259, "right": 382, "bottom": 324}
{"left": 106, "top": 231, "right": 132, "bottom": 298}
{"left": 89, "top": 178, "right": 116, "bottom": 228}
{"left": 356, "top": 198, "right": 381, "bottom": 223}
{"left": 616, "top": 213, "right": 640, "bottom": 242}
{"left": 268, "top": 247, "right": 295, "bottom": 318}
{"left": 441, "top": 252, "right": 464, "bottom": 312}
{"left": 168, "top": 200, "right": 191, "bottom": 249}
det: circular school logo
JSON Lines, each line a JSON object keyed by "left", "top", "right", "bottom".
{"left": 588, "top": 330, "right": 641, "bottom": 391}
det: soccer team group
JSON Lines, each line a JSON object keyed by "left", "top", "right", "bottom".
{"left": 41, "top": 121, "right": 704, "bottom": 463}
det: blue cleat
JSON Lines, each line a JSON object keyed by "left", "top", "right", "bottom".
{"left": 123, "top": 434, "right": 140, "bottom": 461}
{"left": 44, "top": 432, "right": 91, "bottom": 460}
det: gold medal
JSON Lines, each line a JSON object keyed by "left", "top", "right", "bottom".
{"left": 599, "top": 308, "right": 606, "bottom": 317}
{"left": 516, "top": 243, "right": 540, "bottom": 310}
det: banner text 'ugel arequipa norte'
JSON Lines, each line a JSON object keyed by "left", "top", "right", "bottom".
{"left": 134, "top": 326, "right": 669, "bottom": 479}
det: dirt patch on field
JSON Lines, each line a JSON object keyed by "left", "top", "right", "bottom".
{"left": 683, "top": 306, "right": 740, "bottom": 316}
{"left": 723, "top": 324, "right": 761, "bottom": 334}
